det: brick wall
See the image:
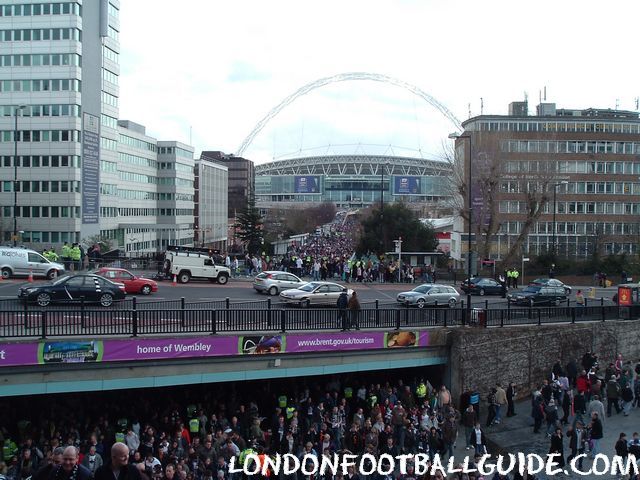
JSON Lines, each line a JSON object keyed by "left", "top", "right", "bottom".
{"left": 447, "top": 320, "right": 640, "bottom": 405}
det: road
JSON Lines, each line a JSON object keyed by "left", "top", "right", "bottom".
{"left": 0, "top": 274, "right": 619, "bottom": 309}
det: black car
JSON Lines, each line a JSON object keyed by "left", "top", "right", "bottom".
{"left": 529, "top": 278, "right": 572, "bottom": 295}
{"left": 18, "top": 274, "right": 126, "bottom": 307}
{"left": 460, "top": 277, "right": 505, "bottom": 296}
{"left": 508, "top": 285, "right": 568, "bottom": 306}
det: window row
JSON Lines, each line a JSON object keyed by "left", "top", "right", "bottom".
{"left": 0, "top": 28, "right": 81, "bottom": 42}
{"left": 499, "top": 180, "right": 640, "bottom": 195}
{"left": 102, "top": 45, "right": 119, "bottom": 64}
{"left": 0, "top": 3, "right": 81, "bottom": 17}
{"left": 1, "top": 230, "right": 79, "bottom": 244}
{"left": 5, "top": 206, "right": 81, "bottom": 218}
{"left": 108, "top": 26, "right": 119, "bottom": 42}
{"left": 501, "top": 140, "right": 640, "bottom": 155}
{"left": 102, "top": 68, "right": 118, "bottom": 85}
{"left": 158, "top": 146, "right": 193, "bottom": 158}
{"left": 500, "top": 200, "right": 640, "bottom": 216}
{"left": 158, "top": 177, "right": 194, "bottom": 187}
{"left": 478, "top": 120, "right": 640, "bottom": 134}
{"left": 119, "top": 134, "right": 157, "bottom": 152}
{"left": 100, "top": 160, "right": 117, "bottom": 173}
{"left": 0, "top": 104, "right": 80, "bottom": 118}
{"left": 119, "top": 171, "right": 158, "bottom": 184}
{"left": 101, "top": 91, "right": 118, "bottom": 108}
{"left": 101, "top": 137, "right": 118, "bottom": 151}
{"left": 499, "top": 221, "right": 640, "bottom": 235}
{"left": 1, "top": 130, "right": 80, "bottom": 142}
{"left": 159, "top": 162, "right": 193, "bottom": 173}
{"left": 101, "top": 114, "right": 118, "bottom": 130}
{"left": 108, "top": 2, "right": 119, "bottom": 19}
{"left": 0, "top": 53, "right": 81, "bottom": 67}
{"left": 1, "top": 180, "right": 80, "bottom": 193}
{"left": 503, "top": 160, "right": 640, "bottom": 175}
{"left": 0, "top": 78, "right": 81, "bottom": 93}
{"left": 2, "top": 155, "right": 81, "bottom": 168}
{"left": 99, "top": 207, "right": 194, "bottom": 218}
{"left": 119, "top": 152, "right": 158, "bottom": 169}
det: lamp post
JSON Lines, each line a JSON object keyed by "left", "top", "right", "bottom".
{"left": 13, "top": 105, "right": 26, "bottom": 247}
{"left": 449, "top": 132, "right": 473, "bottom": 319}
{"left": 551, "top": 181, "right": 569, "bottom": 260}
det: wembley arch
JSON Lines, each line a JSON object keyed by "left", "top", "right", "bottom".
{"left": 236, "top": 72, "right": 463, "bottom": 156}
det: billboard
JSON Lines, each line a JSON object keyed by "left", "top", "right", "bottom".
{"left": 82, "top": 113, "right": 100, "bottom": 224}
{"left": 393, "top": 176, "right": 421, "bottom": 195}
{"left": 294, "top": 176, "right": 320, "bottom": 194}
{"left": 0, "top": 330, "right": 430, "bottom": 367}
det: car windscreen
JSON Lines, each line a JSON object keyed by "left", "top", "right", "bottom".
{"left": 523, "top": 286, "right": 541, "bottom": 293}
{"left": 298, "top": 283, "right": 319, "bottom": 292}
{"left": 413, "top": 286, "right": 431, "bottom": 293}
{"left": 52, "top": 275, "right": 72, "bottom": 285}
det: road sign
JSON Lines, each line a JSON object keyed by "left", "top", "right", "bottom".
{"left": 523, "top": 257, "right": 530, "bottom": 262}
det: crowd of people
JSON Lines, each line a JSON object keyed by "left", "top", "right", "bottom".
{"left": 1, "top": 351, "right": 639, "bottom": 480}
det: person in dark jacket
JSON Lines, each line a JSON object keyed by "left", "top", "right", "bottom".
{"left": 506, "top": 382, "right": 517, "bottom": 417}
{"left": 48, "top": 447, "right": 92, "bottom": 480}
{"left": 469, "top": 422, "right": 486, "bottom": 456}
{"left": 615, "top": 432, "right": 628, "bottom": 460}
{"left": 548, "top": 427, "right": 565, "bottom": 468}
{"left": 589, "top": 412, "right": 603, "bottom": 457}
{"left": 94, "top": 443, "right": 142, "bottom": 480}
{"left": 347, "top": 291, "right": 361, "bottom": 330}
{"left": 337, "top": 291, "right": 349, "bottom": 331}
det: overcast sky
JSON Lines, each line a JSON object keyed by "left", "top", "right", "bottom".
{"left": 118, "top": 0, "right": 640, "bottom": 164}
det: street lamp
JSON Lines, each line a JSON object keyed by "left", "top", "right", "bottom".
{"left": 551, "top": 181, "right": 569, "bottom": 259}
{"left": 13, "top": 105, "right": 26, "bottom": 247}
{"left": 449, "top": 132, "right": 473, "bottom": 320}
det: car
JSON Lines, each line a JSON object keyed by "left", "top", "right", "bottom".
{"left": 279, "top": 281, "right": 353, "bottom": 308}
{"left": 163, "top": 249, "right": 230, "bottom": 284}
{"left": 18, "top": 274, "right": 126, "bottom": 307}
{"left": 507, "top": 285, "right": 568, "bottom": 306}
{"left": 253, "top": 271, "right": 306, "bottom": 296}
{"left": 396, "top": 284, "right": 460, "bottom": 308}
{"left": 529, "top": 278, "right": 572, "bottom": 295}
{"left": 93, "top": 267, "right": 158, "bottom": 295}
{"left": 460, "top": 277, "right": 505, "bottom": 296}
{"left": 0, "top": 246, "right": 65, "bottom": 280}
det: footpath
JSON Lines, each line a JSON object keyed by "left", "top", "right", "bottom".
{"left": 468, "top": 399, "right": 639, "bottom": 479}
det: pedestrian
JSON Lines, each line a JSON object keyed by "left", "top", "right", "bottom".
{"left": 469, "top": 422, "right": 487, "bottom": 456}
{"left": 549, "top": 264, "right": 556, "bottom": 279}
{"left": 615, "top": 432, "right": 628, "bottom": 460}
{"left": 512, "top": 267, "right": 519, "bottom": 288}
{"left": 506, "top": 382, "right": 517, "bottom": 417}
{"left": 337, "top": 290, "right": 349, "bottom": 331}
{"left": 486, "top": 388, "right": 498, "bottom": 427}
{"left": 576, "top": 289, "right": 585, "bottom": 316}
{"left": 494, "top": 383, "right": 507, "bottom": 424}
{"left": 347, "top": 291, "right": 361, "bottom": 330}
{"left": 532, "top": 391, "right": 545, "bottom": 434}
{"left": 462, "top": 404, "right": 477, "bottom": 450}
{"left": 606, "top": 375, "right": 621, "bottom": 416}
{"left": 544, "top": 399, "right": 558, "bottom": 436}
{"left": 567, "top": 422, "right": 587, "bottom": 471}
{"left": 548, "top": 427, "right": 565, "bottom": 468}
{"left": 589, "top": 412, "right": 603, "bottom": 457}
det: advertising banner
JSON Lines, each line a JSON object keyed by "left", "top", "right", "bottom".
{"left": 0, "top": 330, "right": 430, "bottom": 368}
{"left": 393, "top": 176, "right": 421, "bottom": 195}
{"left": 617, "top": 287, "right": 632, "bottom": 306}
{"left": 82, "top": 113, "right": 100, "bottom": 224}
{"left": 294, "top": 176, "right": 320, "bottom": 194}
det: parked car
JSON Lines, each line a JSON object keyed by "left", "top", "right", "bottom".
{"left": 163, "top": 250, "right": 230, "bottom": 284}
{"left": 279, "top": 281, "right": 353, "bottom": 307}
{"left": 460, "top": 277, "right": 505, "bottom": 296}
{"left": 18, "top": 274, "right": 126, "bottom": 307}
{"left": 508, "top": 285, "right": 568, "bottom": 306}
{"left": 253, "top": 271, "right": 305, "bottom": 296}
{"left": 94, "top": 267, "right": 158, "bottom": 295}
{"left": 0, "top": 246, "right": 65, "bottom": 280}
{"left": 529, "top": 277, "right": 572, "bottom": 295}
{"left": 396, "top": 284, "right": 460, "bottom": 308}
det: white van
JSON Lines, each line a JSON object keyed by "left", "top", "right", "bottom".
{"left": 0, "top": 247, "right": 66, "bottom": 280}
{"left": 163, "top": 250, "right": 230, "bottom": 284}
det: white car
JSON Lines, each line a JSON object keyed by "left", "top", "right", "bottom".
{"left": 279, "top": 281, "right": 353, "bottom": 308}
{"left": 396, "top": 284, "right": 460, "bottom": 308}
{"left": 253, "top": 271, "right": 306, "bottom": 295}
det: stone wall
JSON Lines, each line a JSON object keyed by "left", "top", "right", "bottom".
{"left": 447, "top": 320, "right": 640, "bottom": 404}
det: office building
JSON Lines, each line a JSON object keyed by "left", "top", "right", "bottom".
{"left": 194, "top": 156, "right": 228, "bottom": 250}
{"left": 200, "top": 151, "right": 254, "bottom": 217}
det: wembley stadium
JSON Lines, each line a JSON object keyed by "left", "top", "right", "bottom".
{"left": 254, "top": 154, "right": 453, "bottom": 210}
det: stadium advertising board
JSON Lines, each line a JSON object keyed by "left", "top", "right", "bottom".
{"left": 294, "top": 175, "right": 320, "bottom": 194}
{"left": 393, "top": 176, "right": 421, "bottom": 195}
{"left": 0, "top": 330, "right": 429, "bottom": 367}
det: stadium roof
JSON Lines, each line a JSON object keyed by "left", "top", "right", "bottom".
{"left": 255, "top": 154, "right": 451, "bottom": 176}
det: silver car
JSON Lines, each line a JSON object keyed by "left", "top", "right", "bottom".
{"left": 396, "top": 284, "right": 460, "bottom": 308}
{"left": 279, "top": 281, "right": 352, "bottom": 307}
{"left": 253, "top": 271, "right": 305, "bottom": 296}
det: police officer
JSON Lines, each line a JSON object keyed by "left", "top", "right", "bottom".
{"left": 70, "top": 243, "right": 81, "bottom": 271}
{"left": 61, "top": 242, "right": 71, "bottom": 270}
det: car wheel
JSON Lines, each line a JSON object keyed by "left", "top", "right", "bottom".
{"left": 217, "top": 274, "right": 229, "bottom": 285}
{"left": 141, "top": 285, "right": 152, "bottom": 295}
{"left": 46, "top": 269, "right": 58, "bottom": 280}
{"left": 300, "top": 299, "right": 310, "bottom": 308}
{"left": 99, "top": 293, "right": 114, "bottom": 307}
{"left": 416, "top": 298, "right": 426, "bottom": 309}
{"left": 179, "top": 272, "right": 190, "bottom": 284}
{"left": 1, "top": 268, "right": 10, "bottom": 280}
{"left": 448, "top": 298, "right": 457, "bottom": 308}
{"left": 479, "top": 288, "right": 485, "bottom": 296}
{"left": 268, "top": 286, "right": 278, "bottom": 296}
{"left": 36, "top": 293, "right": 51, "bottom": 306}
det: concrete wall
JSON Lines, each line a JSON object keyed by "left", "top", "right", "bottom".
{"left": 447, "top": 320, "right": 640, "bottom": 405}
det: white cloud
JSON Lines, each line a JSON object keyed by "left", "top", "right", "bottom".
{"left": 118, "top": 0, "right": 640, "bottom": 163}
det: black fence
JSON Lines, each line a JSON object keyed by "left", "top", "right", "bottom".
{"left": 0, "top": 302, "right": 630, "bottom": 339}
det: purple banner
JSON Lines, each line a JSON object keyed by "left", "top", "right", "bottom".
{"left": 0, "top": 330, "right": 430, "bottom": 368}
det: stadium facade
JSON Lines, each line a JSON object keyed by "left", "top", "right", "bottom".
{"left": 255, "top": 154, "right": 452, "bottom": 210}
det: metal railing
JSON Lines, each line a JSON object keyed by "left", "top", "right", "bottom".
{"left": 0, "top": 301, "right": 629, "bottom": 339}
